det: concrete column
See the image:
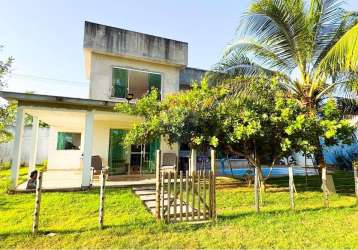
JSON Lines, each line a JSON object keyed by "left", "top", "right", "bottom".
{"left": 81, "top": 110, "right": 94, "bottom": 188}
{"left": 10, "top": 106, "right": 25, "bottom": 189}
{"left": 28, "top": 116, "right": 39, "bottom": 177}
{"left": 190, "top": 149, "right": 197, "bottom": 173}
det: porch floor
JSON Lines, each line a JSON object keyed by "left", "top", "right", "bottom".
{"left": 15, "top": 170, "right": 156, "bottom": 192}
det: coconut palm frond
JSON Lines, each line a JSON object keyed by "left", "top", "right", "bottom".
{"left": 314, "top": 10, "right": 358, "bottom": 72}
{"left": 223, "top": 39, "right": 294, "bottom": 74}
{"left": 336, "top": 97, "right": 358, "bottom": 116}
{"left": 311, "top": 0, "right": 346, "bottom": 65}
{"left": 318, "top": 22, "right": 358, "bottom": 73}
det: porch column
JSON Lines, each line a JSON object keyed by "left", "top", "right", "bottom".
{"left": 10, "top": 106, "right": 25, "bottom": 189}
{"left": 28, "top": 116, "right": 39, "bottom": 177}
{"left": 81, "top": 110, "right": 94, "bottom": 188}
{"left": 190, "top": 149, "right": 197, "bottom": 173}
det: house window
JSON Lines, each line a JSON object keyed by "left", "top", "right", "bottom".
{"left": 57, "top": 132, "right": 81, "bottom": 150}
{"left": 112, "top": 67, "right": 161, "bottom": 99}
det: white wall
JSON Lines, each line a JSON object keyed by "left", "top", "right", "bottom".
{"left": 47, "top": 127, "right": 84, "bottom": 170}
{"left": 0, "top": 126, "right": 49, "bottom": 165}
{"left": 89, "top": 53, "right": 180, "bottom": 101}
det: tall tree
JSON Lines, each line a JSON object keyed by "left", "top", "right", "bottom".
{"left": 0, "top": 45, "right": 15, "bottom": 143}
{"left": 210, "top": 0, "right": 358, "bottom": 172}
{"left": 116, "top": 80, "right": 353, "bottom": 189}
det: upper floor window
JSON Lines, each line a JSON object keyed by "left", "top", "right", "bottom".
{"left": 112, "top": 67, "right": 161, "bottom": 100}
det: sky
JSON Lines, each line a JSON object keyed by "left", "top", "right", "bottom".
{"left": 1, "top": 0, "right": 358, "bottom": 98}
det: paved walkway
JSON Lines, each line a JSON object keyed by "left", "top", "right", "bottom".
{"left": 16, "top": 170, "right": 156, "bottom": 192}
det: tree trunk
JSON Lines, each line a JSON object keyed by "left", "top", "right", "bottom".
{"left": 314, "top": 139, "right": 329, "bottom": 207}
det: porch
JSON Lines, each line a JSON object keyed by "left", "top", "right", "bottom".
{"left": 0, "top": 91, "right": 178, "bottom": 190}
{"left": 15, "top": 170, "right": 156, "bottom": 192}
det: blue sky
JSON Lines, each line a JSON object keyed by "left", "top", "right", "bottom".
{"left": 1, "top": 0, "right": 358, "bottom": 97}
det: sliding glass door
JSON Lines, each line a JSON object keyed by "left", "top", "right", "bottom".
{"left": 108, "top": 129, "right": 128, "bottom": 175}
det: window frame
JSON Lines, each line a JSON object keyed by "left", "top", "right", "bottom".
{"left": 111, "top": 66, "right": 162, "bottom": 100}
{"left": 56, "top": 132, "right": 82, "bottom": 151}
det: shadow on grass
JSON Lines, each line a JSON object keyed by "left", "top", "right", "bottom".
{"left": 218, "top": 203, "right": 358, "bottom": 221}
{"left": 0, "top": 218, "right": 209, "bottom": 239}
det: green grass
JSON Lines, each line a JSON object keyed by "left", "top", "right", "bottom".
{"left": 1, "top": 167, "right": 358, "bottom": 249}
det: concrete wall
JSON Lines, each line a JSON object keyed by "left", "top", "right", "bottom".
{"left": 0, "top": 126, "right": 49, "bottom": 165}
{"left": 89, "top": 52, "right": 180, "bottom": 101}
{"left": 47, "top": 127, "right": 84, "bottom": 170}
{"left": 179, "top": 67, "right": 207, "bottom": 89}
{"left": 84, "top": 21, "right": 188, "bottom": 67}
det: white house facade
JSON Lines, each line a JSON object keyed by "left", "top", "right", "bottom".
{"left": 1, "top": 21, "right": 205, "bottom": 189}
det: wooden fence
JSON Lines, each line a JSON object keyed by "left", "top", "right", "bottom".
{"left": 155, "top": 149, "right": 216, "bottom": 223}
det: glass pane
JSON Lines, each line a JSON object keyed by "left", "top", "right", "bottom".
{"left": 108, "top": 129, "right": 128, "bottom": 175}
{"left": 112, "top": 68, "right": 128, "bottom": 98}
{"left": 57, "top": 132, "right": 81, "bottom": 150}
{"left": 148, "top": 73, "right": 161, "bottom": 100}
{"left": 142, "top": 137, "right": 160, "bottom": 174}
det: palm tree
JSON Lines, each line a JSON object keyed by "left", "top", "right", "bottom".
{"left": 211, "top": 0, "right": 358, "bottom": 174}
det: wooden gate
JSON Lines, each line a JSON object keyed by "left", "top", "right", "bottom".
{"left": 155, "top": 150, "right": 216, "bottom": 223}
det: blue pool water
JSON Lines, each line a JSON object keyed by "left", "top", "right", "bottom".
{"left": 217, "top": 167, "right": 317, "bottom": 177}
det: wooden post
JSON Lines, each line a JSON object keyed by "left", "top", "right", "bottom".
{"left": 322, "top": 167, "right": 329, "bottom": 207}
{"left": 161, "top": 171, "right": 165, "bottom": 219}
{"left": 179, "top": 171, "right": 183, "bottom": 222}
{"left": 254, "top": 166, "right": 260, "bottom": 213}
{"left": 173, "top": 171, "right": 177, "bottom": 221}
{"left": 167, "top": 172, "right": 171, "bottom": 222}
{"left": 191, "top": 171, "right": 196, "bottom": 220}
{"left": 209, "top": 171, "right": 213, "bottom": 218}
{"left": 353, "top": 163, "right": 358, "bottom": 204}
{"left": 99, "top": 170, "right": 106, "bottom": 229}
{"left": 288, "top": 165, "right": 295, "bottom": 210}
{"left": 210, "top": 149, "right": 216, "bottom": 220}
{"left": 32, "top": 172, "right": 43, "bottom": 234}
{"left": 155, "top": 150, "right": 161, "bottom": 219}
{"left": 197, "top": 170, "right": 201, "bottom": 220}
{"left": 203, "top": 170, "right": 207, "bottom": 219}
{"left": 185, "top": 170, "right": 189, "bottom": 221}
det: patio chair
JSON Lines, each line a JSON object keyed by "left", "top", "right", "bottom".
{"left": 90, "top": 155, "right": 107, "bottom": 181}
{"left": 161, "top": 153, "right": 178, "bottom": 172}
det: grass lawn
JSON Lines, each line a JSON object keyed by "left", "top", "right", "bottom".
{"left": 1, "top": 167, "right": 357, "bottom": 249}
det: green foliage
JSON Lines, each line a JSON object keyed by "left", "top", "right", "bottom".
{"left": 116, "top": 78, "right": 354, "bottom": 167}
{"left": 210, "top": 0, "right": 358, "bottom": 118}
{"left": 0, "top": 102, "right": 16, "bottom": 143}
{"left": 0, "top": 45, "right": 13, "bottom": 88}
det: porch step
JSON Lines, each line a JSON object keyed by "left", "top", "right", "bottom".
{"left": 132, "top": 185, "right": 210, "bottom": 223}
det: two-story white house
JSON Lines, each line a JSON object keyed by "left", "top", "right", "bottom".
{"left": 1, "top": 21, "right": 206, "bottom": 189}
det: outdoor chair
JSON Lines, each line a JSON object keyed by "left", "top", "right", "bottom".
{"left": 90, "top": 155, "right": 108, "bottom": 182}
{"left": 161, "top": 153, "right": 178, "bottom": 172}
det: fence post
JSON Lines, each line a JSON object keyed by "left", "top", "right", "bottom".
{"left": 353, "top": 162, "right": 358, "bottom": 204}
{"left": 254, "top": 166, "right": 260, "bottom": 213}
{"left": 210, "top": 149, "right": 216, "bottom": 220}
{"left": 322, "top": 167, "right": 329, "bottom": 207}
{"left": 288, "top": 165, "right": 295, "bottom": 210}
{"left": 99, "top": 170, "right": 106, "bottom": 229}
{"left": 155, "top": 150, "right": 161, "bottom": 219}
{"left": 32, "top": 172, "right": 43, "bottom": 234}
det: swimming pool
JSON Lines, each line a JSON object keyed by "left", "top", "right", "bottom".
{"left": 217, "top": 167, "right": 318, "bottom": 177}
